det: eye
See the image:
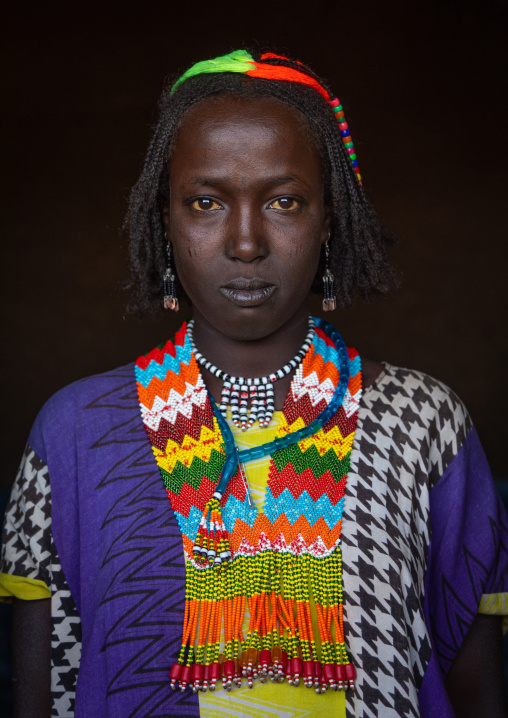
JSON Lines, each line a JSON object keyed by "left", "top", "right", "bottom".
{"left": 268, "top": 197, "right": 300, "bottom": 211}
{"left": 190, "top": 197, "right": 223, "bottom": 211}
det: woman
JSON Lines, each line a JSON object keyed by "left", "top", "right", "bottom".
{"left": 1, "top": 50, "right": 507, "bottom": 718}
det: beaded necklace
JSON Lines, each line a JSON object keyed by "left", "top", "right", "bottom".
{"left": 135, "top": 317, "right": 362, "bottom": 696}
{"left": 188, "top": 316, "right": 315, "bottom": 430}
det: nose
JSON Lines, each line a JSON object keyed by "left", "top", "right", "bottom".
{"left": 225, "top": 203, "right": 267, "bottom": 262}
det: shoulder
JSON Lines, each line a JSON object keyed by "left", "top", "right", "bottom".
{"left": 36, "top": 361, "right": 136, "bottom": 415}
{"left": 364, "top": 362, "right": 470, "bottom": 425}
{"left": 28, "top": 361, "right": 138, "bottom": 460}
{"left": 360, "top": 355, "right": 469, "bottom": 423}
{"left": 360, "top": 362, "right": 474, "bottom": 483}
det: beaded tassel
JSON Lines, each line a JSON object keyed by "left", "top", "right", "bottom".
{"left": 220, "top": 380, "right": 231, "bottom": 415}
{"left": 248, "top": 382, "right": 258, "bottom": 428}
{"left": 168, "top": 551, "right": 357, "bottom": 694}
{"left": 239, "top": 381, "right": 249, "bottom": 430}
{"left": 230, "top": 380, "right": 240, "bottom": 426}
{"left": 193, "top": 495, "right": 231, "bottom": 567}
{"left": 256, "top": 380, "right": 267, "bottom": 427}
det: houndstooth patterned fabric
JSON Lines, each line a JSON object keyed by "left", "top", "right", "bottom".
{"left": 1, "top": 444, "right": 81, "bottom": 717}
{"left": 342, "top": 364, "right": 471, "bottom": 718}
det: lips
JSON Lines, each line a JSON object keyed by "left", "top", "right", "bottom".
{"left": 220, "top": 278, "right": 276, "bottom": 307}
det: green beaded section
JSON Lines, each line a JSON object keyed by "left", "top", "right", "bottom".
{"left": 271, "top": 442, "right": 351, "bottom": 482}
{"left": 333, "top": 104, "right": 343, "bottom": 112}
{"left": 160, "top": 449, "right": 226, "bottom": 494}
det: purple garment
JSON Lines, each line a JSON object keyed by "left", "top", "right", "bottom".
{"left": 23, "top": 361, "right": 508, "bottom": 717}
{"left": 419, "top": 427, "right": 508, "bottom": 716}
{"left": 29, "top": 364, "right": 200, "bottom": 717}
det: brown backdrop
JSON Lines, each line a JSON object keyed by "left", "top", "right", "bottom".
{"left": 1, "top": 1, "right": 507, "bottom": 486}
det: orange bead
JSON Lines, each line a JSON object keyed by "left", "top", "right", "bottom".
{"left": 271, "top": 646, "right": 283, "bottom": 662}
{"left": 246, "top": 647, "right": 258, "bottom": 665}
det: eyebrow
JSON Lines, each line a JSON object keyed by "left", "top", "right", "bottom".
{"left": 185, "top": 175, "right": 309, "bottom": 189}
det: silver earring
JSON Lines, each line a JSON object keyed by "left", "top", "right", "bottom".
{"left": 163, "top": 240, "right": 179, "bottom": 311}
{"left": 322, "top": 235, "right": 336, "bottom": 312}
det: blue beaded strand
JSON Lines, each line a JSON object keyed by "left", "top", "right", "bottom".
{"left": 211, "top": 317, "right": 350, "bottom": 499}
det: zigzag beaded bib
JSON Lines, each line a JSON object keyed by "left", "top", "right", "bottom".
{"left": 135, "top": 318, "right": 362, "bottom": 695}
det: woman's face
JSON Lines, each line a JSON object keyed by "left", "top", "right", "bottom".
{"left": 164, "top": 94, "right": 330, "bottom": 341}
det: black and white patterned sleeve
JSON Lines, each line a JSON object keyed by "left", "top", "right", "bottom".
{"left": 0, "top": 443, "right": 82, "bottom": 717}
{"left": 0, "top": 443, "right": 52, "bottom": 596}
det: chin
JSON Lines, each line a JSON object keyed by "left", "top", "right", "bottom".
{"left": 227, "top": 308, "right": 306, "bottom": 344}
{"left": 223, "top": 315, "right": 278, "bottom": 342}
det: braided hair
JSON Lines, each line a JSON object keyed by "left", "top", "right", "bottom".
{"left": 126, "top": 50, "right": 397, "bottom": 315}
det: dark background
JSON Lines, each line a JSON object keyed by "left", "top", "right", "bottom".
{"left": 0, "top": 2, "right": 507, "bottom": 712}
{"left": 1, "top": 0, "right": 507, "bottom": 486}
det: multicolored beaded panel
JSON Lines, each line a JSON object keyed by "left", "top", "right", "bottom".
{"left": 135, "top": 320, "right": 362, "bottom": 694}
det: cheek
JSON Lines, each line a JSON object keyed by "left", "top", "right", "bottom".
{"left": 169, "top": 233, "right": 226, "bottom": 310}
{"left": 279, "top": 230, "right": 322, "bottom": 274}
{"left": 169, "top": 219, "right": 216, "bottom": 275}
{"left": 172, "top": 241, "right": 208, "bottom": 284}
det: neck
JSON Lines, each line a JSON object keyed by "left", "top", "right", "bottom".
{"left": 190, "top": 305, "right": 312, "bottom": 410}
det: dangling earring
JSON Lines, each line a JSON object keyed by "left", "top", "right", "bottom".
{"left": 163, "top": 239, "right": 179, "bottom": 311}
{"left": 322, "top": 234, "right": 336, "bottom": 312}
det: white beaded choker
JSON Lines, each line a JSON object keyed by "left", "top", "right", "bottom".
{"left": 187, "top": 317, "right": 315, "bottom": 430}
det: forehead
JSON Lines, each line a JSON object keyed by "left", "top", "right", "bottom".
{"left": 169, "top": 94, "right": 322, "bottom": 183}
